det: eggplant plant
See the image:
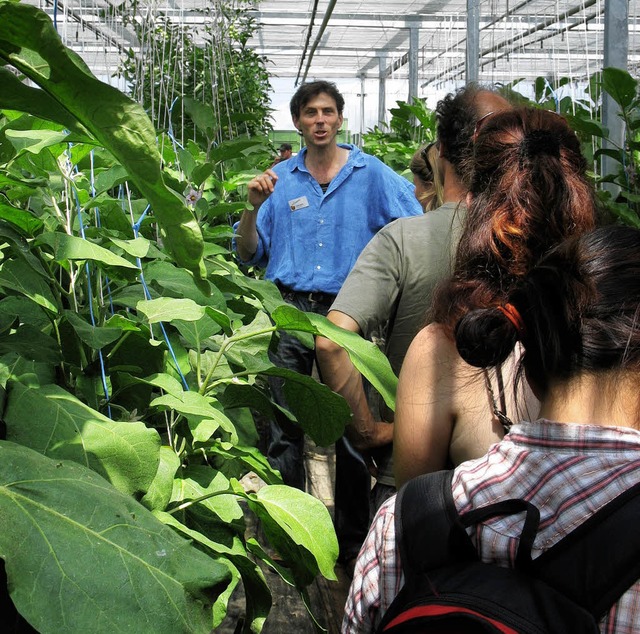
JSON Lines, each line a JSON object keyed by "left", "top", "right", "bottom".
{"left": 0, "top": 2, "right": 399, "bottom": 633}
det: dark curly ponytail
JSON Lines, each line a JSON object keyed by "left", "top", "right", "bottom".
{"left": 455, "top": 226, "right": 640, "bottom": 398}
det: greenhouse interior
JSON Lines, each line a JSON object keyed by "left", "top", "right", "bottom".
{"left": 2, "top": 0, "right": 640, "bottom": 633}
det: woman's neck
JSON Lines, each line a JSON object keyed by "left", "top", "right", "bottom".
{"left": 538, "top": 372, "right": 640, "bottom": 430}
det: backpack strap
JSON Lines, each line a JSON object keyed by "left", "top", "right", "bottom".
{"left": 395, "top": 470, "right": 540, "bottom": 579}
{"left": 531, "top": 479, "right": 640, "bottom": 620}
{"left": 395, "top": 470, "right": 472, "bottom": 578}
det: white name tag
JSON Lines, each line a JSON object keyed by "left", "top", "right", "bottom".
{"left": 289, "top": 196, "right": 309, "bottom": 211}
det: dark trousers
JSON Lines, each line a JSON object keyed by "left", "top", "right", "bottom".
{"left": 267, "top": 290, "right": 371, "bottom": 561}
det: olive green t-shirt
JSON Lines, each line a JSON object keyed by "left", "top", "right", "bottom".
{"left": 330, "top": 201, "right": 466, "bottom": 486}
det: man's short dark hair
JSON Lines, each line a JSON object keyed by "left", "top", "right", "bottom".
{"left": 290, "top": 81, "right": 345, "bottom": 118}
{"left": 279, "top": 143, "right": 292, "bottom": 151}
{"left": 436, "top": 83, "right": 504, "bottom": 186}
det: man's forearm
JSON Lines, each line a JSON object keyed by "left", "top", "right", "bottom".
{"left": 317, "top": 336, "right": 377, "bottom": 436}
{"left": 235, "top": 209, "right": 259, "bottom": 262}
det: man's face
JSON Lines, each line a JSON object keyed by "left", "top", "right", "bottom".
{"left": 280, "top": 147, "right": 292, "bottom": 160}
{"left": 292, "top": 92, "right": 343, "bottom": 149}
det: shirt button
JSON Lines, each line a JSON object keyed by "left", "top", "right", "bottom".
{"left": 319, "top": 219, "right": 324, "bottom": 224}
{"left": 318, "top": 242, "right": 323, "bottom": 247}
{"left": 316, "top": 265, "right": 321, "bottom": 270}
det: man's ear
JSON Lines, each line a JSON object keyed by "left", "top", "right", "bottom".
{"left": 466, "top": 192, "right": 473, "bottom": 208}
{"left": 438, "top": 142, "right": 446, "bottom": 158}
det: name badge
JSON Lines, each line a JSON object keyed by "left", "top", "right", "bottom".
{"left": 289, "top": 196, "right": 309, "bottom": 211}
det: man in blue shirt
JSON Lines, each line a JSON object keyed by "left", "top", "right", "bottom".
{"left": 234, "top": 80, "right": 421, "bottom": 564}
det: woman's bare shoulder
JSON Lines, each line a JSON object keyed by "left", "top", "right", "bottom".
{"left": 410, "top": 322, "right": 458, "bottom": 360}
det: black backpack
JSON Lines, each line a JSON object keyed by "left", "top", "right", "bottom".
{"left": 376, "top": 470, "right": 640, "bottom": 634}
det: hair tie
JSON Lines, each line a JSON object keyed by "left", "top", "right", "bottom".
{"left": 497, "top": 303, "right": 526, "bottom": 337}
{"left": 520, "top": 130, "right": 561, "bottom": 160}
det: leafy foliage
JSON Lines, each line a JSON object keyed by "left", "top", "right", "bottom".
{"left": 362, "top": 97, "right": 437, "bottom": 174}
{"left": 0, "top": 2, "right": 400, "bottom": 632}
{"left": 116, "top": 0, "right": 273, "bottom": 146}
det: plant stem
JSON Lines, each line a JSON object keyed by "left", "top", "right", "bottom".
{"left": 199, "top": 325, "right": 276, "bottom": 394}
{"left": 167, "top": 488, "right": 235, "bottom": 514}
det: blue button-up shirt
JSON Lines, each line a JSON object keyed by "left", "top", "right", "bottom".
{"left": 233, "top": 144, "right": 422, "bottom": 295}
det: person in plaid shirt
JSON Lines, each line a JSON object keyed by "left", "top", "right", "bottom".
{"left": 343, "top": 225, "right": 640, "bottom": 634}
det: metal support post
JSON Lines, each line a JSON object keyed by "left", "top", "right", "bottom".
{"left": 602, "top": 0, "right": 629, "bottom": 196}
{"left": 409, "top": 26, "right": 419, "bottom": 102}
{"left": 378, "top": 55, "right": 387, "bottom": 126}
{"left": 466, "top": 0, "right": 480, "bottom": 83}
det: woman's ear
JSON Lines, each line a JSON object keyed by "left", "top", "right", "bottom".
{"left": 466, "top": 192, "right": 473, "bottom": 208}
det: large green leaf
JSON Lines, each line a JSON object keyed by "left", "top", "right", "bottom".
{"left": 0, "top": 257, "right": 57, "bottom": 312}
{"left": 272, "top": 304, "right": 399, "bottom": 410}
{"left": 63, "top": 309, "right": 123, "bottom": 349}
{"left": 0, "top": 200, "right": 44, "bottom": 235}
{"left": 0, "top": 324, "right": 60, "bottom": 364}
{"left": 243, "top": 484, "right": 339, "bottom": 585}
{"left": 36, "top": 232, "right": 138, "bottom": 269}
{"left": 158, "top": 512, "right": 272, "bottom": 634}
{"left": 144, "top": 260, "right": 226, "bottom": 308}
{"left": 0, "top": 66, "right": 91, "bottom": 137}
{"left": 137, "top": 297, "right": 206, "bottom": 323}
{"left": 263, "top": 366, "right": 350, "bottom": 446}
{"left": 175, "top": 314, "right": 222, "bottom": 347}
{"left": 4, "top": 382, "right": 160, "bottom": 496}
{"left": 602, "top": 67, "right": 638, "bottom": 110}
{"left": 0, "top": 351, "right": 56, "bottom": 388}
{"left": 141, "top": 445, "right": 181, "bottom": 512}
{"left": 4, "top": 127, "right": 68, "bottom": 155}
{"left": 151, "top": 391, "right": 239, "bottom": 444}
{"left": 208, "top": 439, "right": 283, "bottom": 486}
{"left": 171, "top": 465, "right": 244, "bottom": 526}
{"left": 0, "top": 441, "right": 229, "bottom": 634}
{"left": 0, "top": 295, "right": 50, "bottom": 331}
{"left": 0, "top": 1, "right": 205, "bottom": 279}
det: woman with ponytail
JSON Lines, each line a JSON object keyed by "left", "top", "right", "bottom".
{"left": 409, "top": 141, "right": 445, "bottom": 211}
{"left": 392, "top": 107, "right": 598, "bottom": 487}
{"left": 344, "top": 225, "right": 640, "bottom": 632}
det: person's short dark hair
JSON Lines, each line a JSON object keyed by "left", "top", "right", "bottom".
{"left": 290, "top": 81, "right": 345, "bottom": 119}
{"left": 279, "top": 143, "right": 292, "bottom": 151}
{"left": 436, "top": 83, "right": 499, "bottom": 186}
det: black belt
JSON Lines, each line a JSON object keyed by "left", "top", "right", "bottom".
{"left": 277, "top": 285, "right": 336, "bottom": 307}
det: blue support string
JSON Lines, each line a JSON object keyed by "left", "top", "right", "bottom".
{"left": 131, "top": 204, "right": 189, "bottom": 391}
{"left": 68, "top": 148, "right": 112, "bottom": 417}
{"left": 544, "top": 78, "right": 560, "bottom": 113}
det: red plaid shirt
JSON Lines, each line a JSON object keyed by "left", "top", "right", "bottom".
{"left": 343, "top": 420, "right": 640, "bottom": 633}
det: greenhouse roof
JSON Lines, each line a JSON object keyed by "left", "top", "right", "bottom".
{"left": 248, "top": 0, "right": 637, "bottom": 87}
{"left": 24, "top": 0, "right": 640, "bottom": 92}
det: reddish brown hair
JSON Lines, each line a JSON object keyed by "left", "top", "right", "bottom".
{"left": 433, "top": 107, "right": 598, "bottom": 331}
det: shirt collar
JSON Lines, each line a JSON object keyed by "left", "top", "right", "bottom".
{"left": 289, "top": 143, "right": 363, "bottom": 173}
